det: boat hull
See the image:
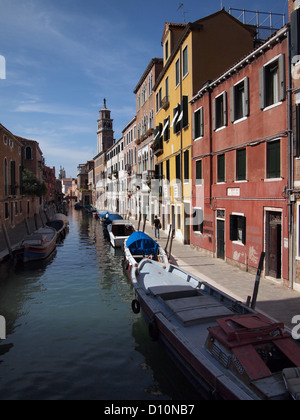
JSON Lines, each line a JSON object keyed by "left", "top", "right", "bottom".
{"left": 131, "top": 260, "right": 297, "bottom": 400}
{"left": 16, "top": 227, "right": 57, "bottom": 263}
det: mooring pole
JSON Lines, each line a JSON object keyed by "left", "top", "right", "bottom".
{"left": 2, "top": 223, "right": 13, "bottom": 259}
{"left": 251, "top": 252, "right": 265, "bottom": 310}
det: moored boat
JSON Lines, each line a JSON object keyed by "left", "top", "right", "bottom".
{"left": 124, "top": 231, "right": 169, "bottom": 281}
{"left": 130, "top": 259, "right": 300, "bottom": 400}
{"left": 107, "top": 220, "right": 135, "bottom": 248}
{"left": 16, "top": 226, "right": 57, "bottom": 263}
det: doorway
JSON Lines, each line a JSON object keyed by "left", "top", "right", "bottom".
{"left": 265, "top": 211, "right": 282, "bottom": 279}
{"left": 216, "top": 210, "right": 225, "bottom": 260}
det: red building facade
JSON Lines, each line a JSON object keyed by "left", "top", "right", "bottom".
{"left": 191, "top": 26, "right": 290, "bottom": 284}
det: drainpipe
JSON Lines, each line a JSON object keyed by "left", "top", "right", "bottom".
{"left": 287, "top": 26, "right": 295, "bottom": 289}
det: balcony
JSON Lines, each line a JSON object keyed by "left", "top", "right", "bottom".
{"left": 151, "top": 138, "right": 163, "bottom": 156}
{"left": 161, "top": 96, "right": 169, "bottom": 110}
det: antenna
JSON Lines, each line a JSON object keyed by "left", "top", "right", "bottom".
{"left": 177, "top": 3, "right": 187, "bottom": 23}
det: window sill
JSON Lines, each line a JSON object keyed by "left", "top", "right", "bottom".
{"left": 193, "top": 136, "right": 204, "bottom": 142}
{"left": 215, "top": 125, "right": 227, "bottom": 133}
{"left": 263, "top": 101, "right": 282, "bottom": 112}
{"left": 233, "top": 116, "right": 248, "bottom": 125}
{"left": 264, "top": 177, "right": 283, "bottom": 182}
{"left": 232, "top": 240, "right": 245, "bottom": 247}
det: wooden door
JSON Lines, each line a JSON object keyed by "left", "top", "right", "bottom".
{"left": 266, "top": 212, "right": 282, "bottom": 278}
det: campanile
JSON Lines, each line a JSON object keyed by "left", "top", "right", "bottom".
{"left": 97, "top": 99, "right": 114, "bottom": 154}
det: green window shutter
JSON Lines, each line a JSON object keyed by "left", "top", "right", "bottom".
{"left": 236, "top": 149, "right": 246, "bottom": 181}
{"left": 267, "top": 140, "right": 280, "bottom": 178}
{"left": 259, "top": 66, "right": 266, "bottom": 110}
{"left": 196, "top": 160, "right": 202, "bottom": 184}
{"left": 244, "top": 77, "right": 249, "bottom": 117}
{"left": 181, "top": 96, "right": 189, "bottom": 129}
{"left": 230, "top": 86, "right": 235, "bottom": 123}
{"left": 223, "top": 91, "right": 228, "bottom": 126}
{"left": 200, "top": 107, "right": 204, "bottom": 137}
{"left": 218, "top": 154, "right": 225, "bottom": 183}
{"left": 278, "top": 54, "right": 286, "bottom": 102}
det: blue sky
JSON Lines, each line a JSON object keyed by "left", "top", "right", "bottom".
{"left": 0, "top": 0, "right": 288, "bottom": 178}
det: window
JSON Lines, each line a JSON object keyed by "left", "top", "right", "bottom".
{"left": 183, "top": 45, "right": 188, "bottom": 78}
{"left": 166, "top": 159, "right": 170, "bottom": 182}
{"left": 165, "top": 77, "right": 169, "bottom": 101}
{"left": 259, "top": 55, "right": 286, "bottom": 109}
{"left": 196, "top": 160, "right": 202, "bottom": 185}
{"left": 236, "top": 148, "right": 246, "bottom": 181}
{"left": 193, "top": 107, "right": 204, "bottom": 139}
{"left": 267, "top": 140, "right": 281, "bottom": 179}
{"left": 230, "top": 78, "right": 249, "bottom": 122}
{"left": 213, "top": 92, "right": 227, "bottom": 130}
{"left": 230, "top": 214, "right": 246, "bottom": 245}
{"left": 173, "top": 97, "right": 188, "bottom": 134}
{"left": 217, "top": 154, "right": 225, "bottom": 183}
{"left": 192, "top": 208, "right": 203, "bottom": 233}
{"left": 156, "top": 88, "right": 162, "bottom": 112}
{"left": 175, "top": 58, "right": 180, "bottom": 87}
{"left": 25, "top": 146, "right": 32, "bottom": 160}
{"left": 165, "top": 40, "right": 169, "bottom": 61}
{"left": 184, "top": 150, "right": 189, "bottom": 183}
{"left": 176, "top": 154, "right": 181, "bottom": 183}
{"left": 162, "top": 116, "right": 170, "bottom": 142}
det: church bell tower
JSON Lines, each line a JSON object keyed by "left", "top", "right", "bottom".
{"left": 97, "top": 98, "right": 114, "bottom": 154}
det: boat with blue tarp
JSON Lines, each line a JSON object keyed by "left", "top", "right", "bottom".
{"left": 124, "top": 231, "right": 168, "bottom": 278}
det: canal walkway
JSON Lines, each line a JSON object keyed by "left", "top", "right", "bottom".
{"left": 130, "top": 219, "right": 300, "bottom": 332}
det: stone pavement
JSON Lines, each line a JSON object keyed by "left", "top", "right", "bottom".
{"left": 131, "top": 219, "right": 300, "bottom": 332}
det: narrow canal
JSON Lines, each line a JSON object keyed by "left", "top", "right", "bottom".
{"left": 0, "top": 209, "right": 199, "bottom": 400}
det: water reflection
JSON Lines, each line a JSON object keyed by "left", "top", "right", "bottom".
{"left": 0, "top": 209, "right": 200, "bottom": 400}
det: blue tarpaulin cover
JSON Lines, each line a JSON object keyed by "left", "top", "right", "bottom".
{"left": 126, "top": 232, "right": 159, "bottom": 255}
{"left": 103, "top": 213, "right": 123, "bottom": 223}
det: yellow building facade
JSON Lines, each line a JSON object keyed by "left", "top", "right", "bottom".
{"left": 152, "top": 10, "right": 255, "bottom": 244}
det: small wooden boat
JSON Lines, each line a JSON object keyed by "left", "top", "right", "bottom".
{"left": 107, "top": 220, "right": 135, "bottom": 248}
{"left": 46, "top": 219, "right": 66, "bottom": 242}
{"left": 130, "top": 259, "right": 300, "bottom": 400}
{"left": 16, "top": 226, "right": 57, "bottom": 263}
{"left": 124, "top": 232, "right": 169, "bottom": 280}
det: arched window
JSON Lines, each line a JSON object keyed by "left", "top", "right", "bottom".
{"left": 25, "top": 146, "right": 32, "bottom": 160}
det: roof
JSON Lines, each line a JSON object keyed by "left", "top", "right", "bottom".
{"left": 154, "top": 9, "right": 256, "bottom": 92}
{"left": 133, "top": 58, "right": 163, "bottom": 94}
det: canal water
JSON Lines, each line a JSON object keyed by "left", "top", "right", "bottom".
{"left": 0, "top": 209, "right": 199, "bottom": 400}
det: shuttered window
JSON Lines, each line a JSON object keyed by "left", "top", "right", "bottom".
{"left": 259, "top": 54, "right": 286, "bottom": 110}
{"left": 230, "top": 78, "right": 249, "bottom": 122}
{"left": 267, "top": 140, "right": 281, "bottom": 179}
{"left": 217, "top": 154, "right": 225, "bottom": 183}
{"left": 184, "top": 150, "right": 189, "bottom": 183}
{"left": 236, "top": 148, "right": 246, "bottom": 181}
{"left": 193, "top": 107, "right": 204, "bottom": 139}
{"left": 213, "top": 92, "right": 228, "bottom": 130}
{"left": 196, "top": 160, "right": 202, "bottom": 185}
